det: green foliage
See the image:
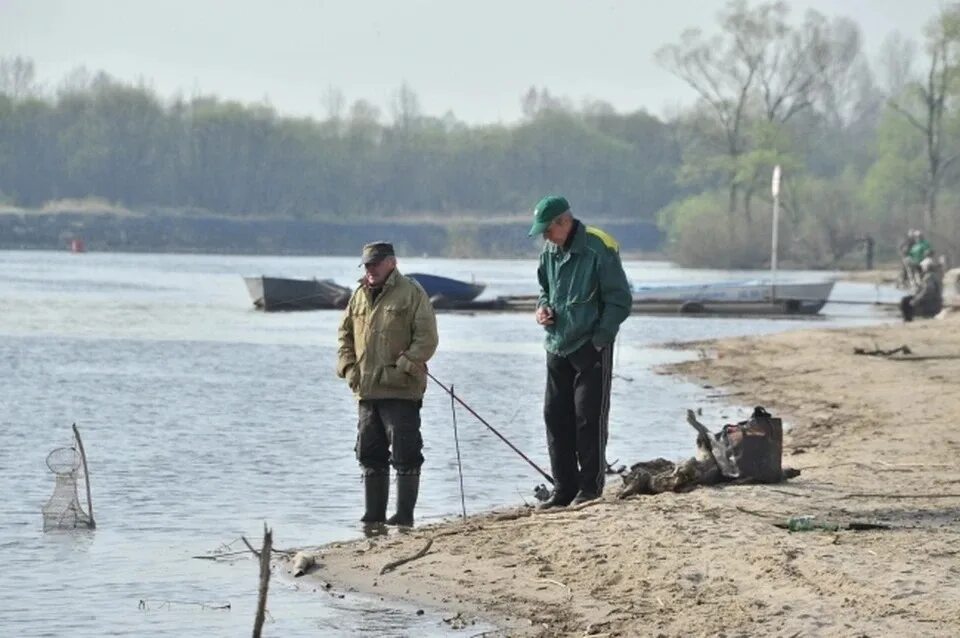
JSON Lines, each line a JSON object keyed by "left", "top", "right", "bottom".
{"left": 862, "top": 109, "right": 930, "bottom": 223}
{"left": 658, "top": 191, "right": 772, "bottom": 268}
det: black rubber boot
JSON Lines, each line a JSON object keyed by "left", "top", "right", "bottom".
{"left": 537, "top": 488, "right": 575, "bottom": 510}
{"left": 386, "top": 472, "right": 419, "bottom": 527}
{"left": 360, "top": 470, "right": 389, "bottom": 524}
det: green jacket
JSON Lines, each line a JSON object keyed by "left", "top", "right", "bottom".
{"left": 909, "top": 239, "right": 932, "bottom": 264}
{"left": 537, "top": 221, "right": 632, "bottom": 356}
{"left": 337, "top": 269, "right": 439, "bottom": 400}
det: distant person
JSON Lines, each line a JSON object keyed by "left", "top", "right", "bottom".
{"left": 905, "top": 231, "right": 934, "bottom": 290}
{"left": 900, "top": 256, "right": 943, "bottom": 321}
{"left": 909, "top": 230, "right": 933, "bottom": 266}
{"left": 898, "top": 229, "right": 918, "bottom": 288}
{"left": 529, "top": 195, "right": 632, "bottom": 509}
{"left": 864, "top": 234, "right": 875, "bottom": 270}
{"left": 337, "top": 241, "right": 439, "bottom": 527}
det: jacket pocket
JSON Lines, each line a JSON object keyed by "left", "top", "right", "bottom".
{"left": 379, "top": 365, "right": 414, "bottom": 390}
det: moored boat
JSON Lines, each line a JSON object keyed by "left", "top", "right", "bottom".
{"left": 631, "top": 279, "right": 836, "bottom": 315}
{"left": 407, "top": 273, "right": 486, "bottom": 305}
{"left": 243, "top": 276, "right": 351, "bottom": 311}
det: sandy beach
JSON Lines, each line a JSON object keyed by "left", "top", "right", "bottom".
{"left": 302, "top": 313, "right": 960, "bottom": 636}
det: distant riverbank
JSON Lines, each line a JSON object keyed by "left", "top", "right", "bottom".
{"left": 0, "top": 207, "right": 663, "bottom": 258}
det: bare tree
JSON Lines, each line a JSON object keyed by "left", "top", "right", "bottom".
{"left": 879, "top": 33, "right": 917, "bottom": 98}
{"left": 0, "top": 56, "right": 39, "bottom": 99}
{"left": 656, "top": 2, "right": 770, "bottom": 216}
{"left": 390, "top": 81, "right": 421, "bottom": 133}
{"left": 887, "top": 4, "right": 960, "bottom": 228}
{"left": 657, "top": 1, "right": 861, "bottom": 219}
{"left": 321, "top": 85, "right": 345, "bottom": 123}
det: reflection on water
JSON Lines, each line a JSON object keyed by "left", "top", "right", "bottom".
{"left": 0, "top": 251, "right": 892, "bottom": 636}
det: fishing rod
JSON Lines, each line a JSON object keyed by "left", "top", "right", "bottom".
{"left": 426, "top": 371, "right": 554, "bottom": 485}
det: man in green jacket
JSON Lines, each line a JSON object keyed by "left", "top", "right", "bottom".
{"left": 529, "top": 196, "right": 632, "bottom": 508}
{"left": 337, "top": 241, "right": 439, "bottom": 527}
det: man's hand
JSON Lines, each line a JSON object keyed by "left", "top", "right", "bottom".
{"left": 399, "top": 351, "right": 428, "bottom": 375}
{"left": 535, "top": 305, "right": 555, "bottom": 326}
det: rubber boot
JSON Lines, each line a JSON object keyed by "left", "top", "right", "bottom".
{"left": 360, "top": 470, "right": 389, "bottom": 524}
{"left": 386, "top": 472, "right": 419, "bottom": 527}
{"left": 537, "top": 488, "right": 575, "bottom": 510}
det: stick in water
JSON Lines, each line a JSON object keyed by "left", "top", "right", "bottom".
{"left": 450, "top": 384, "right": 467, "bottom": 520}
{"left": 253, "top": 524, "right": 272, "bottom": 638}
{"left": 72, "top": 424, "right": 96, "bottom": 529}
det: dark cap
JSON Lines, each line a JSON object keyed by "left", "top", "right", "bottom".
{"left": 528, "top": 195, "right": 570, "bottom": 236}
{"left": 361, "top": 241, "right": 395, "bottom": 265}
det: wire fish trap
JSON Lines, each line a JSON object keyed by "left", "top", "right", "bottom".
{"left": 42, "top": 425, "right": 96, "bottom": 531}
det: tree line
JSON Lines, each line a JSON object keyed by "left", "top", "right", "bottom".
{"left": 1, "top": 0, "right": 959, "bottom": 267}
{"left": 0, "top": 60, "right": 680, "bottom": 224}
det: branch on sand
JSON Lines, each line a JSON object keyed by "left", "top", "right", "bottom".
{"left": 853, "top": 345, "right": 911, "bottom": 356}
{"left": 379, "top": 538, "right": 434, "bottom": 575}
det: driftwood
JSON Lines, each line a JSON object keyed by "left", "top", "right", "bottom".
{"left": 853, "top": 344, "right": 911, "bottom": 357}
{"left": 619, "top": 407, "right": 797, "bottom": 498}
{"left": 379, "top": 538, "right": 434, "bottom": 575}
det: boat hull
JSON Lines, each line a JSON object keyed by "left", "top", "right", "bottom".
{"left": 631, "top": 280, "right": 835, "bottom": 315}
{"left": 407, "top": 273, "right": 486, "bottom": 304}
{"left": 243, "top": 276, "right": 351, "bottom": 311}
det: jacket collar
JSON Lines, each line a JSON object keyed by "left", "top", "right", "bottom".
{"left": 547, "top": 219, "right": 585, "bottom": 255}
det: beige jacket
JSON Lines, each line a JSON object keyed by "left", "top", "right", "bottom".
{"left": 337, "top": 269, "right": 439, "bottom": 400}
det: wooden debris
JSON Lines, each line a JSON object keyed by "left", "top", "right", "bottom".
{"left": 379, "top": 538, "right": 434, "bottom": 575}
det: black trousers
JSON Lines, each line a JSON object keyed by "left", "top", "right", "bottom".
{"left": 900, "top": 295, "right": 915, "bottom": 322}
{"left": 544, "top": 342, "right": 613, "bottom": 498}
{"left": 355, "top": 399, "right": 424, "bottom": 475}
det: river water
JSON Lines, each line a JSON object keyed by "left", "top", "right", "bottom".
{"left": 0, "top": 251, "right": 898, "bottom": 637}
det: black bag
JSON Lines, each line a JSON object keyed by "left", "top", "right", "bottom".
{"left": 716, "top": 406, "right": 783, "bottom": 483}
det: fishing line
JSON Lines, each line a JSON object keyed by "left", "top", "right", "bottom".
{"left": 426, "top": 371, "right": 554, "bottom": 485}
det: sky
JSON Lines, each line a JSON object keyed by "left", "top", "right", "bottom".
{"left": 0, "top": 0, "right": 948, "bottom": 124}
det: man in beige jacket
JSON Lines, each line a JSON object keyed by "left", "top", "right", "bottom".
{"left": 337, "top": 242, "right": 439, "bottom": 527}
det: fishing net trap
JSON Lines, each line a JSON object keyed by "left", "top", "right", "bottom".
{"left": 42, "top": 425, "right": 95, "bottom": 531}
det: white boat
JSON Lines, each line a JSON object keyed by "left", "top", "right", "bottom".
{"left": 629, "top": 165, "right": 834, "bottom": 316}
{"left": 631, "top": 279, "right": 836, "bottom": 315}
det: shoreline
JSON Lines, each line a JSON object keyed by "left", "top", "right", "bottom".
{"left": 303, "top": 315, "right": 960, "bottom": 636}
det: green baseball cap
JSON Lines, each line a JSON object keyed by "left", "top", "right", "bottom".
{"left": 528, "top": 195, "right": 570, "bottom": 236}
{"left": 361, "top": 241, "right": 395, "bottom": 265}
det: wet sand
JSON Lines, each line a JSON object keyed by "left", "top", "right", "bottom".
{"left": 304, "top": 313, "right": 960, "bottom": 636}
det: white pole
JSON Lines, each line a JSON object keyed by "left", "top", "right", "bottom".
{"left": 770, "top": 165, "right": 781, "bottom": 302}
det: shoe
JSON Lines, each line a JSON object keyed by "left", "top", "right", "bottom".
{"left": 537, "top": 490, "right": 575, "bottom": 510}
{"left": 570, "top": 491, "right": 600, "bottom": 506}
{"left": 360, "top": 470, "right": 389, "bottom": 524}
{"left": 386, "top": 472, "right": 419, "bottom": 527}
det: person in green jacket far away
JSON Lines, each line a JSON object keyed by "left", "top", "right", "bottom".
{"left": 529, "top": 196, "right": 633, "bottom": 509}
